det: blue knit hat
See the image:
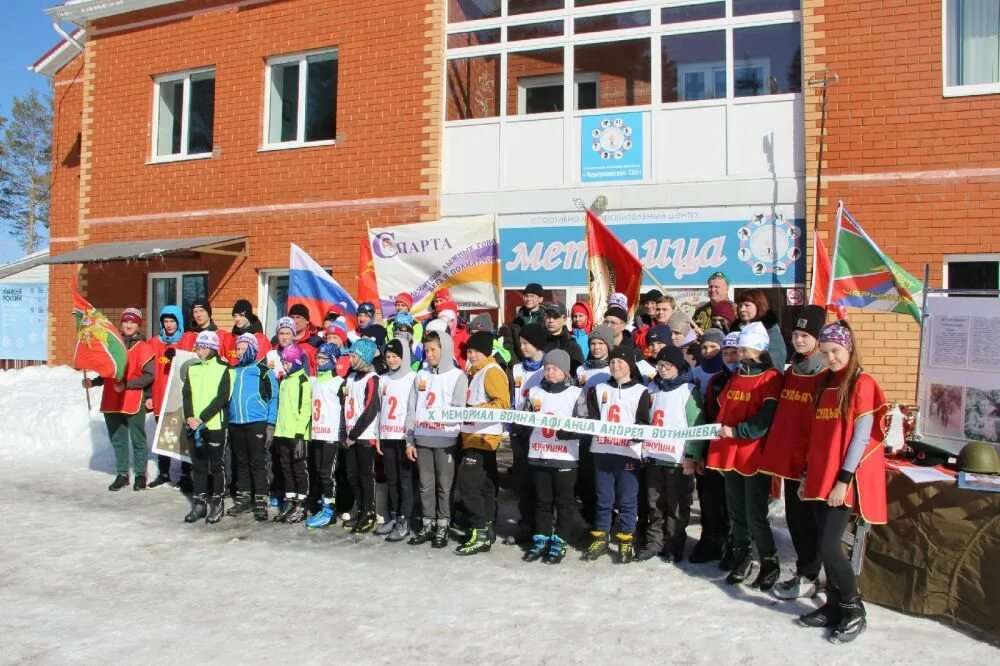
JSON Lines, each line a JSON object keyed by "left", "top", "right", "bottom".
{"left": 350, "top": 338, "right": 377, "bottom": 366}
{"left": 235, "top": 333, "right": 258, "bottom": 365}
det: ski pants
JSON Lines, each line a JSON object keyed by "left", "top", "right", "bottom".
{"left": 457, "top": 448, "right": 498, "bottom": 530}
{"left": 191, "top": 428, "right": 226, "bottom": 497}
{"left": 510, "top": 434, "right": 535, "bottom": 530}
{"left": 815, "top": 503, "right": 858, "bottom": 600}
{"left": 381, "top": 439, "right": 414, "bottom": 520}
{"left": 645, "top": 463, "right": 695, "bottom": 554}
{"left": 532, "top": 465, "right": 578, "bottom": 541}
{"left": 415, "top": 443, "right": 458, "bottom": 526}
{"left": 274, "top": 437, "right": 309, "bottom": 499}
{"left": 724, "top": 471, "right": 776, "bottom": 558}
{"left": 594, "top": 453, "right": 640, "bottom": 535}
{"left": 346, "top": 440, "right": 377, "bottom": 513}
{"left": 696, "top": 468, "right": 730, "bottom": 545}
{"left": 105, "top": 409, "right": 148, "bottom": 478}
{"left": 308, "top": 438, "right": 340, "bottom": 503}
{"left": 229, "top": 422, "right": 268, "bottom": 496}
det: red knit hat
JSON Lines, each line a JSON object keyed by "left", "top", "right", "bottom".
{"left": 394, "top": 292, "right": 413, "bottom": 308}
{"left": 121, "top": 308, "right": 143, "bottom": 325}
{"left": 433, "top": 288, "right": 452, "bottom": 302}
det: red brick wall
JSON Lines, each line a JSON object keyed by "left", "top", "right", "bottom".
{"left": 47, "top": 0, "right": 444, "bottom": 365}
{"left": 804, "top": 0, "right": 1000, "bottom": 401}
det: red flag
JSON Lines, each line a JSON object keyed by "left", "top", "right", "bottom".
{"left": 72, "top": 279, "right": 128, "bottom": 380}
{"left": 808, "top": 231, "right": 846, "bottom": 319}
{"left": 585, "top": 210, "right": 643, "bottom": 322}
{"left": 357, "top": 235, "right": 379, "bottom": 306}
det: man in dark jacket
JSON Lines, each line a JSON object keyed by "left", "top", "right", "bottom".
{"left": 506, "top": 282, "right": 546, "bottom": 361}
{"left": 541, "top": 301, "right": 584, "bottom": 376}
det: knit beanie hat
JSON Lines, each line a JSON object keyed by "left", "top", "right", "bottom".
{"left": 656, "top": 345, "right": 688, "bottom": 373}
{"left": 793, "top": 304, "right": 827, "bottom": 340}
{"left": 231, "top": 299, "right": 253, "bottom": 317}
{"left": 646, "top": 324, "right": 672, "bottom": 346}
{"left": 195, "top": 330, "right": 220, "bottom": 351}
{"left": 518, "top": 323, "right": 547, "bottom": 352}
{"left": 191, "top": 297, "right": 212, "bottom": 318}
{"left": 667, "top": 312, "right": 691, "bottom": 336}
{"left": 358, "top": 302, "right": 376, "bottom": 318}
{"left": 425, "top": 318, "right": 448, "bottom": 335}
{"left": 385, "top": 338, "right": 405, "bottom": 360}
{"left": 701, "top": 328, "right": 726, "bottom": 346}
{"left": 280, "top": 344, "right": 304, "bottom": 373}
{"left": 469, "top": 313, "right": 494, "bottom": 333}
{"left": 276, "top": 316, "right": 297, "bottom": 335}
{"left": 394, "top": 312, "right": 416, "bottom": 331}
{"left": 434, "top": 287, "right": 453, "bottom": 302}
{"left": 723, "top": 331, "right": 740, "bottom": 349}
{"left": 317, "top": 342, "right": 341, "bottom": 360}
{"left": 394, "top": 293, "right": 413, "bottom": 308}
{"left": 608, "top": 292, "right": 628, "bottom": 311}
{"left": 588, "top": 324, "right": 615, "bottom": 350}
{"left": 121, "top": 307, "right": 143, "bottom": 325}
{"left": 467, "top": 331, "right": 494, "bottom": 357}
{"left": 737, "top": 322, "right": 770, "bottom": 352}
{"left": 235, "top": 332, "right": 258, "bottom": 360}
{"left": 288, "top": 303, "right": 310, "bottom": 321}
{"left": 361, "top": 324, "right": 387, "bottom": 349}
{"left": 349, "top": 338, "right": 377, "bottom": 366}
{"left": 543, "top": 349, "right": 571, "bottom": 377}
{"left": 325, "top": 319, "right": 347, "bottom": 342}
{"left": 710, "top": 300, "right": 737, "bottom": 324}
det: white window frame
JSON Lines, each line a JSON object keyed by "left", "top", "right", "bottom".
{"left": 942, "top": 0, "right": 1000, "bottom": 97}
{"left": 150, "top": 67, "right": 216, "bottom": 164}
{"left": 942, "top": 253, "right": 1000, "bottom": 289}
{"left": 516, "top": 71, "right": 600, "bottom": 114}
{"left": 146, "top": 271, "right": 209, "bottom": 338}
{"left": 261, "top": 47, "right": 339, "bottom": 151}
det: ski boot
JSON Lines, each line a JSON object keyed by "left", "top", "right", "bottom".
{"left": 342, "top": 506, "right": 360, "bottom": 531}
{"left": 800, "top": 587, "right": 842, "bottom": 628}
{"left": 387, "top": 516, "right": 411, "bottom": 543}
{"left": 374, "top": 512, "right": 396, "bottom": 536}
{"left": 351, "top": 510, "right": 376, "bottom": 535}
{"left": 305, "top": 499, "right": 336, "bottom": 529}
{"left": 226, "top": 492, "right": 253, "bottom": 517}
{"left": 585, "top": 531, "right": 610, "bottom": 561}
{"left": 284, "top": 501, "right": 307, "bottom": 524}
{"left": 829, "top": 597, "right": 867, "bottom": 643}
{"left": 455, "top": 528, "right": 492, "bottom": 556}
{"left": 206, "top": 495, "right": 225, "bottom": 524}
{"left": 409, "top": 521, "right": 435, "bottom": 545}
{"left": 252, "top": 495, "right": 269, "bottom": 522}
{"left": 108, "top": 474, "right": 129, "bottom": 492}
{"left": 725, "top": 547, "right": 754, "bottom": 585}
{"left": 522, "top": 534, "right": 550, "bottom": 562}
{"left": 431, "top": 524, "right": 450, "bottom": 549}
{"left": 773, "top": 573, "right": 820, "bottom": 600}
{"left": 147, "top": 474, "right": 171, "bottom": 489}
{"left": 133, "top": 475, "right": 146, "bottom": 491}
{"left": 751, "top": 555, "right": 780, "bottom": 591}
{"left": 273, "top": 499, "right": 296, "bottom": 523}
{"left": 545, "top": 535, "right": 568, "bottom": 564}
{"left": 616, "top": 533, "right": 635, "bottom": 564}
{"left": 184, "top": 494, "right": 208, "bottom": 523}
{"left": 718, "top": 539, "right": 735, "bottom": 571}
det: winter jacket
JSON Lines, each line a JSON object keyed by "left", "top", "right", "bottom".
{"left": 182, "top": 354, "right": 232, "bottom": 431}
{"left": 544, "top": 326, "right": 585, "bottom": 375}
{"left": 461, "top": 354, "right": 511, "bottom": 452}
{"left": 413, "top": 330, "right": 469, "bottom": 450}
{"left": 274, "top": 367, "right": 311, "bottom": 440}
{"left": 507, "top": 305, "right": 544, "bottom": 360}
{"left": 228, "top": 360, "right": 278, "bottom": 425}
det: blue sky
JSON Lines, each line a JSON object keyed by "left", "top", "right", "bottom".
{"left": 0, "top": 1, "right": 65, "bottom": 265}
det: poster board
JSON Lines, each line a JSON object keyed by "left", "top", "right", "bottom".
{"left": 918, "top": 294, "right": 1000, "bottom": 454}
{"left": 0, "top": 283, "right": 48, "bottom": 361}
{"left": 151, "top": 350, "right": 198, "bottom": 463}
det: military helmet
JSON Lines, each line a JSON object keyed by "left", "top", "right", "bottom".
{"left": 957, "top": 441, "right": 1000, "bottom": 474}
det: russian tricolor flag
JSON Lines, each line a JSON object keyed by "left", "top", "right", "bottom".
{"left": 287, "top": 243, "right": 358, "bottom": 329}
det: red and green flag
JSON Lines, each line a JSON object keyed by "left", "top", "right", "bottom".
{"left": 827, "top": 204, "right": 923, "bottom": 324}
{"left": 586, "top": 210, "right": 643, "bottom": 322}
{"left": 73, "top": 280, "right": 128, "bottom": 380}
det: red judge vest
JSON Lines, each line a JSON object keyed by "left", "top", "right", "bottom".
{"left": 803, "top": 370, "right": 889, "bottom": 524}
{"left": 706, "top": 368, "right": 782, "bottom": 476}
{"left": 758, "top": 369, "right": 824, "bottom": 480}
{"left": 100, "top": 340, "right": 154, "bottom": 415}
{"left": 147, "top": 337, "right": 183, "bottom": 416}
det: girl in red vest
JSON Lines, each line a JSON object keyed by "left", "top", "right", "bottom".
{"left": 798, "top": 321, "right": 887, "bottom": 643}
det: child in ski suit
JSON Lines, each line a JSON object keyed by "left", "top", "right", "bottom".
{"left": 575, "top": 324, "right": 615, "bottom": 525}
{"left": 343, "top": 338, "right": 381, "bottom": 535}
{"left": 304, "top": 343, "right": 346, "bottom": 529}
{"left": 375, "top": 338, "right": 417, "bottom": 542}
{"left": 272, "top": 344, "right": 312, "bottom": 524}
{"left": 510, "top": 323, "right": 547, "bottom": 540}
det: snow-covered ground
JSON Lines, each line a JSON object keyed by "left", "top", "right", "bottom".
{"left": 1, "top": 366, "right": 997, "bottom": 664}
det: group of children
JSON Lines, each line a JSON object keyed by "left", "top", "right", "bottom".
{"left": 90, "top": 294, "right": 888, "bottom": 644}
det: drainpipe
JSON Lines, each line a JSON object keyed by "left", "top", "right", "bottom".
{"left": 51, "top": 21, "right": 85, "bottom": 54}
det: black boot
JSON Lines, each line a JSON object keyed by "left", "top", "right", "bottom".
{"left": 206, "top": 495, "right": 224, "bottom": 524}
{"left": 799, "top": 587, "right": 843, "bottom": 628}
{"left": 226, "top": 492, "right": 253, "bottom": 516}
{"left": 273, "top": 499, "right": 296, "bottom": 523}
{"left": 133, "top": 475, "right": 146, "bottom": 491}
{"left": 829, "top": 598, "right": 867, "bottom": 643}
{"left": 252, "top": 495, "right": 269, "bottom": 522}
{"left": 147, "top": 474, "right": 171, "bottom": 489}
{"left": 718, "top": 538, "right": 734, "bottom": 570}
{"left": 284, "top": 501, "right": 307, "bottom": 524}
{"left": 431, "top": 524, "right": 450, "bottom": 549}
{"left": 725, "top": 547, "right": 754, "bottom": 585}
{"left": 108, "top": 474, "right": 129, "bottom": 492}
{"left": 352, "top": 510, "right": 376, "bottom": 535}
{"left": 177, "top": 475, "right": 194, "bottom": 495}
{"left": 184, "top": 494, "right": 208, "bottom": 523}
{"left": 409, "top": 522, "right": 435, "bottom": 545}
{"left": 751, "top": 555, "right": 780, "bottom": 591}
{"left": 688, "top": 538, "right": 723, "bottom": 564}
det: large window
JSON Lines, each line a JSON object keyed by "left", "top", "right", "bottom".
{"left": 945, "top": 255, "right": 1000, "bottom": 293}
{"left": 148, "top": 272, "right": 208, "bottom": 337}
{"left": 152, "top": 69, "right": 215, "bottom": 161}
{"left": 945, "top": 0, "right": 1000, "bottom": 95}
{"left": 265, "top": 49, "right": 338, "bottom": 148}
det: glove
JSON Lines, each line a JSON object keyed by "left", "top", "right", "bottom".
{"left": 187, "top": 424, "right": 205, "bottom": 449}
{"left": 293, "top": 437, "right": 307, "bottom": 461}
{"left": 165, "top": 347, "right": 176, "bottom": 360}
{"left": 265, "top": 425, "right": 275, "bottom": 449}
{"left": 554, "top": 429, "right": 575, "bottom": 440}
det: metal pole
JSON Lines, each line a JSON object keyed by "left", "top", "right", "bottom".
{"left": 808, "top": 70, "right": 838, "bottom": 233}
{"left": 913, "top": 263, "right": 930, "bottom": 406}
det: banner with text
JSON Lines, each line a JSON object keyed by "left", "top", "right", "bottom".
{"left": 500, "top": 208, "right": 805, "bottom": 288}
{"left": 369, "top": 216, "right": 500, "bottom": 317}
{"left": 425, "top": 407, "right": 720, "bottom": 442}
{"left": 151, "top": 350, "right": 199, "bottom": 464}
{"left": 0, "top": 282, "right": 48, "bottom": 361}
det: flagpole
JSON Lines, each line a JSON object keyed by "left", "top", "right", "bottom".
{"left": 913, "top": 263, "right": 930, "bottom": 406}
{"left": 82, "top": 371, "right": 92, "bottom": 410}
{"left": 826, "top": 201, "right": 844, "bottom": 311}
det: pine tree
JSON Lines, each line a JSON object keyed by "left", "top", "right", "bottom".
{"left": 0, "top": 90, "right": 52, "bottom": 255}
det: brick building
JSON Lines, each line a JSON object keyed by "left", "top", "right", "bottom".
{"left": 802, "top": 0, "right": 1000, "bottom": 400}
